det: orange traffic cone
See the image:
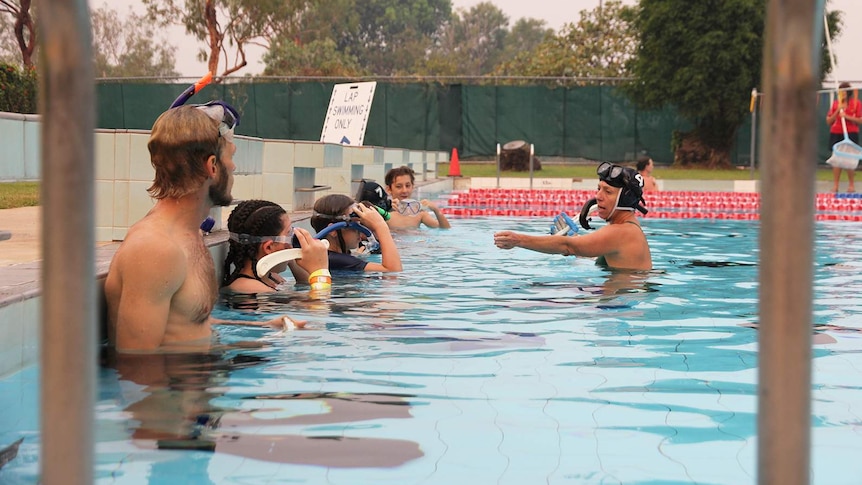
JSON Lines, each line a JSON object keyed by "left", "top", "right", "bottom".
{"left": 447, "top": 148, "right": 462, "bottom": 177}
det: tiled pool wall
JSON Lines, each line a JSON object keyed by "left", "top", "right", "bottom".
{"left": 0, "top": 114, "right": 453, "bottom": 378}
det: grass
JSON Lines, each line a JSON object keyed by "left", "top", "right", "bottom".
{"left": 0, "top": 164, "right": 839, "bottom": 210}
{"left": 436, "top": 162, "right": 837, "bottom": 181}
{"left": 0, "top": 182, "right": 40, "bottom": 209}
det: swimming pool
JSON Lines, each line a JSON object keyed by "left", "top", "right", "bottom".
{"left": 2, "top": 216, "right": 862, "bottom": 484}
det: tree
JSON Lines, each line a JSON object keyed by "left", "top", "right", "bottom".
{"left": 418, "top": 2, "right": 536, "bottom": 78}
{"left": 262, "top": 38, "right": 363, "bottom": 77}
{"left": 499, "top": 18, "right": 553, "bottom": 65}
{"left": 624, "top": 0, "right": 767, "bottom": 168}
{"left": 451, "top": 2, "right": 509, "bottom": 76}
{"left": 494, "top": 0, "right": 637, "bottom": 82}
{"left": 821, "top": 9, "right": 843, "bottom": 84}
{"left": 0, "top": 13, "right": 20, "bottom": 64}
{"left": 142, "top": 0, "right": 279, "bottom": 80}
{"left": 91, "top": 4, "right": 178, "bottom": 78}
{"left": 0, "top": 0, "right": 35, "bottom": 67}
{"left": 339, "top": 0, "right": 452, "bottom": 75}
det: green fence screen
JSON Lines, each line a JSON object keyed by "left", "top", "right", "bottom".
{"left": 96, "top": 81, "right": 836, "bottom": 166}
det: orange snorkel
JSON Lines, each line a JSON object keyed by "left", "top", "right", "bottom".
{"left": 169, "top": 72, "right": 213, "bottom": 109}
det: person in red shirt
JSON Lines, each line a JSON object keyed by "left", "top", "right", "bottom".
{"left": 826, "top": 82, "right": 862, "bottom": 192}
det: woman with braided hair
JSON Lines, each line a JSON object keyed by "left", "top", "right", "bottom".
{"left": 222, "top": 200, "right": 329, "bottom": 293}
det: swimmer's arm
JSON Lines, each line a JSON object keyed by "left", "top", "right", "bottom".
{"left": 363, "top": 223, "right": 402, "bottom": 272}
{"left": 286, "top": 260, "right": 310, "bottom": 285}
{"left": 494, "top": 231, "right": 572, "bottom": 254}
{"left": 209, "top": 315, "right": 306, "bottom": 329}
{"left": 420, "top": 200, "right": 451, "bottom": 229}
{"left": 292, "top": 228, "right": 329, "bottom": 281}
{"left": 493, "top": 229, "right": 618, "bottom": 259}
{"left": 113, "top": 241, "right": 185, "bottom": 352}
{"left": 354, "top": 203, "right": 402, "bottom": 272}
{"left": 562, "top": 227, "right": 621, "bottom": 259}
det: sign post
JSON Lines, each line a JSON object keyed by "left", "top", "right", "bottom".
{"left": 320, "top": 81, "right": 376, "bottom": 146}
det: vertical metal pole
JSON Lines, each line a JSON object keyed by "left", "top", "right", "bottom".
{"left": 37, "top": 0, "right": 95, "bottom": 484}
{"left": 750, "top": 88, "right": 758, "bottom": 180}
{"left": 529, "top": 143, "right": 535, "bottom": 191}
{"left": 758, "top": 1, "right": 817, "bottom": 484}
{"left": 496, "top": 143, "right": 501, "bottom": 188}
{"left": 600, "top": 1, "right": 605, "bottom": 70}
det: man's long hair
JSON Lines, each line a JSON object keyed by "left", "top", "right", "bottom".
{"left": 147, "top": 106, "right": 225, "bottom": 200}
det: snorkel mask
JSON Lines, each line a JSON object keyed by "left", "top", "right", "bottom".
{"left": 396, "top": 199, "right": 422, "bottom": 215}
{"left": 596, "top": 162, "right": 648, "bottom": 216}
{"left": 193, "top": 100, "right": 240, "bottom": 142}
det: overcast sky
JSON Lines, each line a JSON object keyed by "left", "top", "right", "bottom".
{"left": 110, "top": 0, "right": 862, "bottom": 82}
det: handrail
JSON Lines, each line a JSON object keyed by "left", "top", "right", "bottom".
{"left": 296, "top": 185, "right": 332, "bottom": 192}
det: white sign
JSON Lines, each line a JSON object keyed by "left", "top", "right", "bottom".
{"left": 320, "top": 81, "right": 376, "bottom": 146}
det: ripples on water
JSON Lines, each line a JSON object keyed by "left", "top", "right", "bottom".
{"left": 3, "top": 218, "right": 862, "bottom": 484}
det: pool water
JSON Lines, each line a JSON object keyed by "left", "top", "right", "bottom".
{"left": 2, "top": 217, "right": 862, "bottom": 484}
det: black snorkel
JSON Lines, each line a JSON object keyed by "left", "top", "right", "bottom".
{"left": 579, "top": 198, "right": 599, "bottom": 230}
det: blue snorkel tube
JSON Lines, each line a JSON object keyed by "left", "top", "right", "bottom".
{"left": 314, "top": 221, "right": 373, "bottom": 239}
{"left": 314, "top": 221, "right": 378, "bottom": 254}
{"left": 254, "top": 221, "right": 374, "bottom": 277}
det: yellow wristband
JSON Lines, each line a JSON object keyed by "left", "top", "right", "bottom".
{"left": 310, "top": 282, "right": 332, "bottom": 291}
{"left": 309, "top": 269, "right": 331, "bottom": 281}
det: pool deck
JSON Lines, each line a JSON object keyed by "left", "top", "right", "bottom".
{"left": 0, "top": 206, "right": 43, "bottom": 266}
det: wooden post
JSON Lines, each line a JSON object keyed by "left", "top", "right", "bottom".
{"left": 37, "top": 0, "right": 95, "bottom": 483}
{"left": 758, "top": 1, "right": 818, "bottom": 484}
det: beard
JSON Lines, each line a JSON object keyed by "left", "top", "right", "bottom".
{"left": 209, "top": 159, "right": 233, "bottom": 207}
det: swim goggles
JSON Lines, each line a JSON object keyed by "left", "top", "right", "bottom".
{"left": 596, "top": 162, "right": 629, "bottom": 188}
{"left": 193, "top": 100, "right": 240, "bottom": 142}
{"left": 396, "top": 199, "right": 422, "bottom": 215}
{"left": 229, "top": 226, "right": 295, "bottom": 245}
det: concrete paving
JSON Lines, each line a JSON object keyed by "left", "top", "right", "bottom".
{"left": 0, "top": 207, "right": 43, "bottom": 265}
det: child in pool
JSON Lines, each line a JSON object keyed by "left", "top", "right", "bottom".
{"left": 310, "top": 194, "right": 402, "bottom": 272}
{"left": 222, "top": 200, "right": 329, "bottom": 293}
{"left": 384, "top": 166, "right": 450, "bottom": 230}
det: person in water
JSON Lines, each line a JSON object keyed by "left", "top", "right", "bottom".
{"left": 104, "top": 102, "right": 303, "bottom": 353}
{"left": 221, "top": 199, "right": 329, "bottom": 293}
{"left": 311, "top": 194, "right": 402, "bottom": 272}
{"left": 636, "top": 155, "right": 660, "bottom": 192}
{"left": 494, "top": 162, "right": 652, "bottom": 271}
{"left": 383, "top": 166, "right": 450, "bottom": 230}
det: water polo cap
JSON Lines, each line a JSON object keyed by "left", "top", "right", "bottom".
{"left": 355, "top": 180, "right": 393, "bottom": 212}
{"left": 596, "top": 162, "right": 648, "bottom": 215}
